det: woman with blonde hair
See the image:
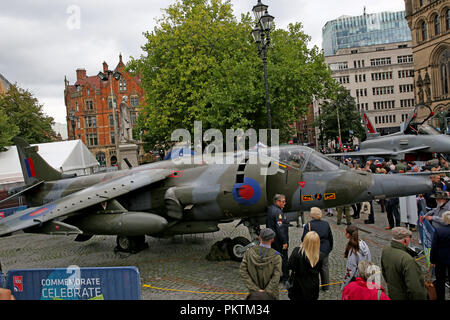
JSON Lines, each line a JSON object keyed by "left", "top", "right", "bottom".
{"left": 287, "top": 231, "right": 324, "bottom": 300}
{"left": 301, "top": 207, "right": 333, "bottom": 291}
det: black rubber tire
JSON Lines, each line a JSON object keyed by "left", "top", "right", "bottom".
{"left": 116, "top": 235, "right": 145, "bottom": 252}
{"left": 228, "top": 236, "right": 251, "bottom": 262}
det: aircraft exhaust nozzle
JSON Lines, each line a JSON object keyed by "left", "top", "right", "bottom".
{"left": 359, "top": 174, "right": 433, "bottom": 201}
{"left": 73, "top": 212, "right": 168, "bottom": 236}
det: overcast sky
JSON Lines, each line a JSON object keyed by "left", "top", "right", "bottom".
{"left": 0, "top": 0, "right": 406, "bottom": 125}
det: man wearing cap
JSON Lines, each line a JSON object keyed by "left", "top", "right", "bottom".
{"left": 266, "top": 194, "right": 289, "bottom": 284}
{"left": 420, "top": 190, "right": 450, "bottom": 229}
{"left": 381, "top": 227, "right": 427, "bottom": 300}
{"left": 239, "top": 228, "right": 282, "bottom": 300}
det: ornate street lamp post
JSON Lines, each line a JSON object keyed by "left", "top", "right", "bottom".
{"left": 251, "top": 0, "right": 275, "bottom": 131}
{"left": 98, "top": 69, "right": 122, "bottom": 169}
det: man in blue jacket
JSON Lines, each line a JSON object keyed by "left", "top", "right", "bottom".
{"left": 266, "top": 194, "right": 289, "bottom": 284}
{"left": 430, "top": 211, "right": 450, "bottom": 300}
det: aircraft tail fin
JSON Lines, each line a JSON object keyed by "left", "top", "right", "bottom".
{"left": 14, "top": 137, "right": 62, "bottom": 185}
{"left": 362, "top": 111, "right": 380, "bottom": 139}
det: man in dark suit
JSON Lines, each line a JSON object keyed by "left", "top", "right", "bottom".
{"left": 266, "top": 194, "right": 289, "bottom": 284}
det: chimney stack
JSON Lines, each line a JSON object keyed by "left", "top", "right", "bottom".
{"left": 76, "top": 68, "right": 86, "bottom": 81}
{"left": 103, "top": 61, "right": 108, "bottom": 73}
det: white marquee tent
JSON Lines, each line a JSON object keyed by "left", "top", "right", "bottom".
{"left": 0, "top": 140, "right": 99, "bottom": 186}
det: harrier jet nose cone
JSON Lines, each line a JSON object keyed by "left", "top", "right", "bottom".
{"left": 367, "top": 174, "right": 433, "bottom": 200}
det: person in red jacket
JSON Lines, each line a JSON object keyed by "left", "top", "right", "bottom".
{"left": 342, "top": 260, "right": 390, "bottom": 300}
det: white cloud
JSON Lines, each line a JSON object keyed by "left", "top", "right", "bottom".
{"left": 0, "top": 0, "right": 407, "bottom": 124}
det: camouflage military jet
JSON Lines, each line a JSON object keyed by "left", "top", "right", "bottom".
{"left": 329, "top": 104, "right": 450, "bottom": 161}
{"left": 0, "top": 137, "right": 434, "bottom": 260}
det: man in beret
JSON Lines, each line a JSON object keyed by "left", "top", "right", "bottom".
{"left": 381, "top": 227, "right": 427, "bottom": 300}
{"left": 239, "top": 228, "right": 282, "bottom": 300}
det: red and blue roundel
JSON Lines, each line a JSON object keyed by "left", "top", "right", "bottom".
{"left": 232, "top": 177, "right": 261, "bottom": 206}
{"left": 20, "top": 204, "right": 56, "bottom": 221}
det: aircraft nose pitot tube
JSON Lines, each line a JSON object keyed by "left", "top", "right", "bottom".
{"left": 357, "top": 174, "right": 433, "bottom": 201}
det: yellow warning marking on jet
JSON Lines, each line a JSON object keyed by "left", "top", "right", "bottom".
{"left": 324, "top": 193, "right": 336, "bottom": 200}
{"left": 274, "top": 162, "right": 287, "bottom": 168}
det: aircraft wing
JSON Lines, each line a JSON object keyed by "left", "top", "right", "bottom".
{"left": 0, "top": 168, "right": 172, "bottom": 237}
{"left": 327, "top": 146, "right": 430, "bottom": 158}
{"left": 327, "top": 149, "right": 394, "bottom": 157}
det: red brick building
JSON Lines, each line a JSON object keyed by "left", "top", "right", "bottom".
{"left": 64, "top": 54, "right": 144, "bottom": 167}
{"left": 291, "top": 104, "right": 316, "bottom": 146}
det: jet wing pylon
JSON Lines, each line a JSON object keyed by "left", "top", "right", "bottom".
{"left": 0, "top": 168, "right": 172, "bottom": 237}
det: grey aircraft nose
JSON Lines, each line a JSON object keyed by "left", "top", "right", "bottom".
{"left": 357, "top": 173, "right": 433, "bottom": 201}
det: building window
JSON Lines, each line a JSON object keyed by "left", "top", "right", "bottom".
{"left": 85, "top": 100, "right": 94, "bottom": 110}
{"left": 397, "top": 55, "right": 413, "bottom": 64}
{"left": 372, "top": 71, "right": 393, "bottom": 81}
{"left": 421, "top": 20, "right": 427, "bottom": 41}
{"left": 446, "top": 9, "right": 450, "bottom": 31}
{"left": 108, "top": 97, "right": 117, "bottom": 109}
{"left": 111, "top": 131, "right": 116, "bottom": 144}
{"left": 372, "top": 86, "right": 394, "bottom": 95}
{"left": 329, "top": 62, "right": 348, "bottom": 71}
{"left": 87, "top": 134, "right": 98, "bottom": 146}
{"left": 96, "top": 152, "right": 106, "bottom": 166}
{"left": 442, "top": 63, "right": 449, "bottom": 95}
{"left": 399, "top": 84, "right": 414, "bottom": 93}
{"left": 370, "top": 57, "right": 391, "bottom": 66}
{"left": 75, "top": 101, "right": 79, "bottom": 111}
{"left": 130, "top": 96, "right": 139, "bottom": 107}
{"left": 85, "top": 116, "right": 96, "bottom": 128}
{"left": 434, "top": 14, "right": 441, "bottom": 36}
{"left": 398, "top": 70, "right": 414, "bottom": 78}
{"left": 119, "top": 78, "right": 127, "bottom": 91}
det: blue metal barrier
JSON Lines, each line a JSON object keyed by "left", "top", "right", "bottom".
{"left": 5, "top": 266, "right": 141, "bottom": 300}
{"left": 0, "top": 273, "right": 4, "bottom": 289}
{"left": 0, "top": 205, "right": 28, "bottom": 219}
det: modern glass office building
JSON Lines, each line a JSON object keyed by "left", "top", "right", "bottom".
{"left": 322, "top": 11, "right": 412, "bottom": 56}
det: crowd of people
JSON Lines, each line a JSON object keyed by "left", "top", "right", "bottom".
{"left": 240, "top": 188, "right": 450, "bottom": 301}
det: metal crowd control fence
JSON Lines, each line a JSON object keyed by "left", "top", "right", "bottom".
{"left": 5, "top": 266, "right": 141, "bottom": 300}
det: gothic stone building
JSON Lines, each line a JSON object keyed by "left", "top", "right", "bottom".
{"left": 64, "top": 54, "right": 144, "bottom": 167}
{"left": 404, "top": 0, "right": 450, "bottom": 118}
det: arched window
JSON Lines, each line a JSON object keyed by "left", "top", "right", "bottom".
{"left": 446, "top": 9, "right": 450, "bottom": 30}
{"left": 421, "top": 20, "right": 427, "bottom": 41}
{"left": 434, "top": 14, "right": 440, "bottom": 36}
{"left": 442, "top": 63, "right": 449, "bottom": 95}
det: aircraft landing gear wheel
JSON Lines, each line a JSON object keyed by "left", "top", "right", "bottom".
{"left": 228, "top": 236, "right": 251, "bottom": 262}
{"left": 115, "top": 235, "right": 147, "bottom": 253}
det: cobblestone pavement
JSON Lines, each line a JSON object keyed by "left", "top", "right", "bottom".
{"left": 0, "top": 202, "right": 447, "bottom": 300}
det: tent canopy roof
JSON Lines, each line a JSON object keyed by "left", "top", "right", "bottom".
{"left": 0, "top": 140, "right": 99, "bottom": 184}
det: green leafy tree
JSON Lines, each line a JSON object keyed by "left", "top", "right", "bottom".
{"left": 0, "top": 108, "right": 19, "bottom": 150}
{"left": 314, "top": 85, "right": 365, "bottom": 148}
{"left": 129, "top": 0, "right": 336, "bottom": 149}
{"left": 0, "top": 84, "right": 56, "bottom": 144}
